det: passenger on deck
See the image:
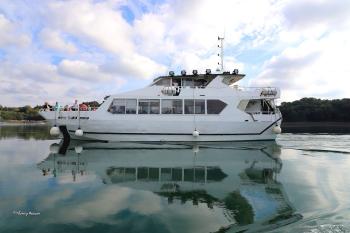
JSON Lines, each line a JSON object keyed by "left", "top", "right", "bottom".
{"left": 72, "top": 100, "right": 78, "bottom": 111}
{"left": 54, "top": 102, "right": 61, "bottom": 111}
{"left": 43, "top": 102, "right": 52, "bottom": 111}
{"left": 79, "top": 103, "right": 88, "bottom": 111}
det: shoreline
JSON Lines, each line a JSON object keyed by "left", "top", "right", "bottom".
{"left": 282, "top": 122, "right": 350, "bottom": 133}
{"left": 282, "top": 122, "right": 350, "bottom": 127}
{"left": 0, "top": 120, "right": 47, "bottom": 126}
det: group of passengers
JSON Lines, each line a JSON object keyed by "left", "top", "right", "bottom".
{"left": 43, "top": 100, "right": 94, "bottom": 111}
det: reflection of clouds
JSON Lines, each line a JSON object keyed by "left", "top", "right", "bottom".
{"left": 0, "top": 165, "right": 48, "bottom": 220}
{"left": 36, "top": 189, "right": 74, "bottom": 211}
{"left": 280, "top": 147, "right": 350, "bottom": 214}
{"left": 129, "top": 191, "right": 162, "bottom": 215}
{"left": 42, "top": 186, "right": 162, "bottom": 226}
{"left": 56, "top": 173, "right": 98, "bottom": 184}
{"left": 33, "top": 185, "right": 230, "bottom": 233}
{"left": 0, "top": 139, "right": 55, "bottom": 165}
{"left": 158, "top": 202, "right": 232, "bottom": 233}
{"left": 281, "top": 149, "right": 331, "bottom": 211}
{"left": 50, "top": 186, "right": 131, "bottom": 225}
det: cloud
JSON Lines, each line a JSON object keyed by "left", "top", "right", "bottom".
{"left": 58, "top": 59, "right": 112, "bottom": 81}
{"left": 0, "top": 59, "right": 126, "bottom": 106}
{"left": 253, "top": 33, "right": 350, "bottom": 101}
{"left": 0, "top": 0, "right": 349, "bottom": 105}
{"left": 47, "top": 1, "right": 133, "bottom": 55}
{"left": 39, "top": 28, "right": 77, "bottom": 54}
{"left": 283, "top": 0, "right": 350, "bottom": 30}
{"left": 0, "top": 14, "right": 30, "bottom": 47}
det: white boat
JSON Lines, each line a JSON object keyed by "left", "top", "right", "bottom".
{"left": 40, "top": 68, "right": 282, "bottom": 142}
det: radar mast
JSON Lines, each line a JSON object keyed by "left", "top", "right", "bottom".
{"left": 217, "top": 36, "right": 225, "bottom": 72}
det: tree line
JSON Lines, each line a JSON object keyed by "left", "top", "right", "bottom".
{"left": 0, "top": 101, "right": 99, "bottom": 121}
{"left": 1, "top": 98, "right": 349, "bottom": 122}
{"left": 279, "top": 98, "right": 350, "bottom": 122}
{"left": 0, "top": 105, "right": 44, "bottom": 121}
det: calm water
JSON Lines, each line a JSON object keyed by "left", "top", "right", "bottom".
{"left": 1, "top": 125, "right": 350, "bottom": 233}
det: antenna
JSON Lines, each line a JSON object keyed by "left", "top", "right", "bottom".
{"left": 217, "top": 36, "right": 224, "bottom": 72}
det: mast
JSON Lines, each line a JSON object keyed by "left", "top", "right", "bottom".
{"left": 217, "top": 36, "right": 224, "bottom": 72}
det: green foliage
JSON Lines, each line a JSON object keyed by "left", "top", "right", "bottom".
{"left": 279, "top": 98, "right": 350, "bottom": 122}
{"left": 0, "top": 105, "right": 44, "bottom": 121}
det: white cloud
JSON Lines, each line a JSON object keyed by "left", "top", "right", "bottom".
{"left": 283, "top": 0, "right": 350, "bottom": 30}
{"left": 0, "top": 14, "right": 30, "bottom": 47}
{"left": 0, "top": 59, "right": 126, "bottom": 106}
{"left": 253, "top": 32, "right": 350, "bottom": 101}
{"left": 47, "top": 0, "right": 133, "bottom": 55}
{"left": 39, "top": 28, "right": 77, "bottom": 54}
{"left": 0, "top": 0, "right": 349, "bottom": 105}
{"left": 58, "top": 59, "right": 112, "bottom": 81}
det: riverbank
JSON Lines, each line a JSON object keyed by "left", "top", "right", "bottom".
{"left": 0, "top": 120, "right": 47, "bottom": 126}
{"left": 282, "top": 122, "right": 350, "bottom": 133}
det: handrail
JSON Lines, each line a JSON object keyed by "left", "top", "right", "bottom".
{"left": 40, "top": 106, "right": 99, "bottom": 112}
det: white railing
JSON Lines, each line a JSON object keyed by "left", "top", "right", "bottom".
{"left": 40, "top": 104, "right": 99, "bottom": 112}
{"left": 235, "top": 87, "right": 279, "bottom": 97}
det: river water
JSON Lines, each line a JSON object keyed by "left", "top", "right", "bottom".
{"left": 0, "top": 124, "right": 349, "bottom": 233}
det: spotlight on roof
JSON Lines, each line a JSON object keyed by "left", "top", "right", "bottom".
{"left": 233, "top": 69, "right": 239, "bottom": 75}
{"left": 181, "top": 70, "right": 187, "bottom": 76}
{"left": 205, "top": 69, "right": 211, "bottom": 75}
{"left": 192, "top": 70, "right": 198, "bottom": 75}
{"left": 169, "top": 71, "right": 175, "bottom": 76}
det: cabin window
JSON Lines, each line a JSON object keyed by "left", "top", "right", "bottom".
{"left": 195, "top": 99, "right": 205, "bottom": 114}
{"left": 162, "top": 99, "right": 183, "bottom": 114}
{"left": 245, "top": 100, "right": 261, "bottom": 114}
{"left": 150, "top": 99, "right": 160, "bottom": 114}
{"left": 244, "top": 99, "right": 275, "bottom": 114}
{"left": 207, "top": 100, "right": 227, "bottom": 114}
{"left": 172, "top": 79, "right": 181, "bottom": 87}
{"left": 155, "top": 78, "right": 171, "bottom": 86}
{"left": 108, "top": 99, "right": 125, "bottom": 114}
{"left": 108, "top": 99, "right": 137, "bottom": 114}
{"left": 182, "top": 79, "right": 194, "bottom": 87}
{"left": 194, "top": 79, "right": 208, "bottom": 87}
{"left": 138, "top": 99, "right": 160, "bottom": 114}
{"left": 138, "top": 100, "right": 149, "bottom": 114}
{"left": 126, "top": 99, "right": 137, "bottom": 114}
{"left": 184, "top": 99, "right": 205, "bottom": 114}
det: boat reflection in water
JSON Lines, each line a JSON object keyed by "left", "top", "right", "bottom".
{"left": 37, "top": 141, "right": 302, "bottom": 232}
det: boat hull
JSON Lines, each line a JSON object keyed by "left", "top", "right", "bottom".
{"left": 43, "top": 119, "right": 281, "bottom": 142}
{"left": 40, "top": 107, "right": 282, "bottom": 142}
{"left": 67, "top": 130, "right": 279, "bottom": 142}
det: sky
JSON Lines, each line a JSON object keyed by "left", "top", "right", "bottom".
{"left": 0, "top": 0, "right": 349, "bottom": 106}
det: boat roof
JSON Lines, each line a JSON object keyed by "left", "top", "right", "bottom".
{"left": 153, "top": 72, "right": 245, "bottom": 83}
